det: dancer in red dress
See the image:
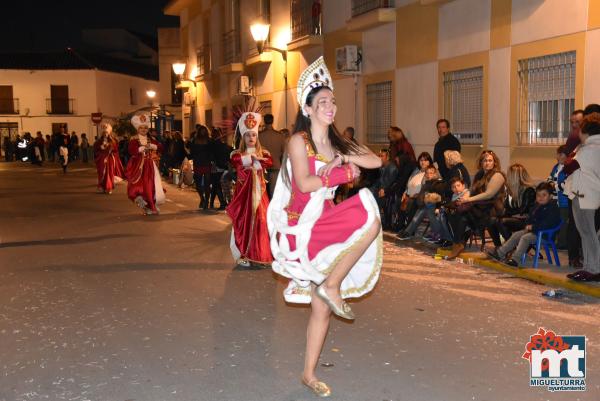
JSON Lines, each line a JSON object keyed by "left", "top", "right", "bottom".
{"left": 226, "top": 112, "right": 274, "bottom": 267}
{"left": 267, "top": 57, "right": 383, "bottom": 397}
{"left": 125, "top": 114, "right": 165, "bottom": 215}
{"left": 93, "top": 122, "right": 124, "bottom": 194}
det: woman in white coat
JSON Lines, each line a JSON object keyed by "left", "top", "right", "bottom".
{"left": 565, "top": 111, "right": 600, "bottom": 282}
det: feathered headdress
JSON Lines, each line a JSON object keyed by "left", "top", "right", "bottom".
{"left": 229, "top": 97, "right": 265, "bottom": 148}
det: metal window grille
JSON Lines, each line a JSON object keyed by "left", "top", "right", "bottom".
{"left": 196, "top": 45, "right": 211, "bottom": 76}
{"left": 366, "top": 81, "right": 392, "bottom": 144}
{"left": 291, "top": 0, "right": 321, "bottom": 40}
{"left": 443, "top": 66, "right": 483, "bottom": 145}
{"left": 517, "top": 51, "right": 576, "bottom": 145}
{"left": 351, "top": 0, "right": 394, "bottom": 18}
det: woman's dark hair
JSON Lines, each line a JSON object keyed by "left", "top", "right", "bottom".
{"left": 417, "top": 151, "right": 433, "bottom": 166}
{"left": 581, "top": 112, "right": 600, "bottom": 136}
{"left": 194, "top": 125, "right": 210, "bottom": 143}
{"left": 583, "top": 104, "right": 600, "bottom": 116}
{"left": 282, "top": 86, "right": 363, "bottom": 187}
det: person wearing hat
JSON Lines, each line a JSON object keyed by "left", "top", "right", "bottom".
{"left": 93, "top": 122, "right": 124, "bottom": 194}
{"left": 226, "top": 112, "right": 273, "bottom": 267}
{"left": 266, "top": 56, "right": 382, "bottom": 397}
{"left": 125, "top": 114, "right": 165, "bottom": 214}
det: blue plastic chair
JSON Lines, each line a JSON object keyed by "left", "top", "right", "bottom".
{"left": 520, "top": 219, "right": 563, "bottom": 268}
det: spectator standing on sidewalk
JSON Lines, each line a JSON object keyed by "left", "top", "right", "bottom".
{"left": 565, "top": 111, "right": 600, "bottom": 282}
{"left": 189, "top": 125, "right": 213, "bottom": 210}
{"left": 80, "top": 133, "right": 90, "bottom": 163}
{"left": 259, "top": 114, "right": 286, "bottom": 199}
{"left": 209, "top": 127, "right": 231, "bottom": 210}
{"left": 69, "top": 131, "right": 79, "bottom": 161}
{"left": 433, "top": 119, "right": 461, "bottom": 180}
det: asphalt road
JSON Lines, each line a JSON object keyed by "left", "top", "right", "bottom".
{"left": 0, "top": 161, "right": 598, "bottom": 401}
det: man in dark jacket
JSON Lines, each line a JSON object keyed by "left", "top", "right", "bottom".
{"left": 433, "top": 119, "right": 461, "bottom": 180}
{"left": 487, "top": 182, "right": 561, "bottom": 267}
{"left": 370, "top": 148, "right": 399, "bottom": 229}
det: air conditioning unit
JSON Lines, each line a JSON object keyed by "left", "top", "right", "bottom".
{"left": 335, "top": 45, "right": 361, "bottom": 75}
{"left": 239, "top": 75, "right": 251, "bottom": 94}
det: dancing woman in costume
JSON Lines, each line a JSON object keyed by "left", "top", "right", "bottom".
{"left": 226, "top": 112, "right": 274, "bottom": 267}
{"left": 93, "top": 122, "right": 124, "bottom": 194}
{"left": 267, "top": 57, "right": 383, "bottom": 397}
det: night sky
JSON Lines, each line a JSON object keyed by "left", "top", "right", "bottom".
{"left": 1, "top": 0, "right": 179, "bottom": 52}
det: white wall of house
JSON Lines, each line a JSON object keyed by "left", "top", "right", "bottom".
{"left": 0, "top": 69, "right": 158, "bottom": 138}
{"left": 511, "top": 0, "right": 589, "bottom": 45}
{"left": 438, "top": 0, "right": 491, "bottom": 60}
{"left": 95, "top": 70, "right": 158, "bottom": 118}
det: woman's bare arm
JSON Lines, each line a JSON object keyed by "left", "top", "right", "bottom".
{"left": 345, "top": 145, "right": 382, "bottom": 169}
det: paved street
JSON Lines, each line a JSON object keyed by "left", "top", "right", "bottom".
{"left": 0, "top": 162, "right": 599, "bottom": 401}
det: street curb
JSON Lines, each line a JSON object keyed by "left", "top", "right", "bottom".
{"left": 381, "top": 232, "right": 600, "bottom": 299}
{"left": 434, "top": 248, "right": 600, "bottom": 299}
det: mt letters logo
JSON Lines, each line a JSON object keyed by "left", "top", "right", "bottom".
{"left": 522, "top": 327, "right": 586, "bottom": 392}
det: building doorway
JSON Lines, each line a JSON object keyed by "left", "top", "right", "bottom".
{"left": 0, "top": 122, "right": 18, "bottom": 160}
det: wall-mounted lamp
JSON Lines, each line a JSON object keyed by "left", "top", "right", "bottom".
{"left": 172, "top": 62, "right": 197, "bottom": 87}
{"left": 250, "top": 23, "right": 287, "bottom": 61}
{"left": 146, "top": 90, "right": 156, "bottom": 99}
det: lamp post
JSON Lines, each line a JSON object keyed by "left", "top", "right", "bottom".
{"left": 172, "top": 62, "right": 199, "bottom": 139}
{"left": 146, "top": 90, "right": 156, "bottom": 129}
{"left": 250, "top": 23, "right": 288, "bottom": 127}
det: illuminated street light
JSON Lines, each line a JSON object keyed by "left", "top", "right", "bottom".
{"left": 172, "top": 62, "right": 186, "bottom": 76}
{"left": 250, "top": 23, "right": 270, "bottom": 54}
{"left": 146, "top": 90, "right": 156, "bottom": 99}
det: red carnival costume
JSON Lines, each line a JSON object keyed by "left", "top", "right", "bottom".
{"left": 125, "top": 114, "right": 165, "bottom": 214}
{"left": 94, "top": 123, "right": 124, "bottom": 194}
{"left": 226, "top": 112, "right": 274, "bottom": 266}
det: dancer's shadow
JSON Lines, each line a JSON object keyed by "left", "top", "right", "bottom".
{"left": 208, "top": 267, "right": 284, "bottom": 400}
{"left": 0, "top": 234, "right": 137, "bottom": 249}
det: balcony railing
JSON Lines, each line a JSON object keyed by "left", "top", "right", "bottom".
{"left": 291, "top": 0, "right": 322, "bottom": 41}
{"left": 0, "top": 98, "right": 19, "bottom": 114}
{"left": 222, "top": 30, "right": 241, "bottom": 65}
{"left": 196, "top": 44, "right": 212, "bottom": 76}
{"left": 46, "top": 98, "right": 75, "bottom": 114}
{"left": 351, "top": 0, "right": 395, "bottom": 18}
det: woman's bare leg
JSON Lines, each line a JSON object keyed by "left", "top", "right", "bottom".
{"left": 302, "top": 285, "right": 331, "bottom": 384}
{"left": 321, "top": 219, "right": 381, "bottom": 305}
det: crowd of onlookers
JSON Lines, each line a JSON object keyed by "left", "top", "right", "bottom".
{"left": 2, "top": 127, "right": 92, "bottom": 165}
{"left": 365, "top": 106, "right": 600, "bottom": 282}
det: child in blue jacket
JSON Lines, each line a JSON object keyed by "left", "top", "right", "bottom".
{"left": 487, "top": 182, "right": 561, "bottom": 267}
{"left": 548, "top": 145, "right": 569, "bottom": 248}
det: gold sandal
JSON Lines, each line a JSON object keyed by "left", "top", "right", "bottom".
{"left": 316, "top": 284, "right": 355, "bottom": 320}
{"left": 302, "top": 378, "right": 332, "bottom": 398}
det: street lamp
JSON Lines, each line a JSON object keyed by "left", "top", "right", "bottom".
{"left": 250, "top": 23, "right": 287, "bottom": 61}
{"left": 172, "top": 62, "right": 197, "bottom": 87}
{"left": 146, "top": 90, "right": 156, "bottom": 100}
{"left": 250, "top": 22, "right": 288, "bottom": 126}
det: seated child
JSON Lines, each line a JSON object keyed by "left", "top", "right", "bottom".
{"left": 397, "top": 166, "right": 446, "bottom": 240}
{"left": 487, "top": 182, "right": 561, "bottom": 267}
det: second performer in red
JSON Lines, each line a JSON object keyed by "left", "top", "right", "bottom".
{"left": 226, "top": 112, "right": 274, "bottom": 267}
{"left": 94, "top": 122, "right": 124, "bottom": 194}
